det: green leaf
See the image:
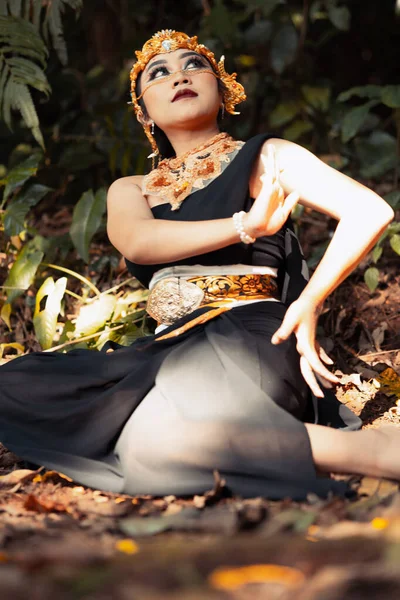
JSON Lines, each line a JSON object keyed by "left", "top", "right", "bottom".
{"left": 270, "top": 25, "right": 298, "bottom": 74}
{"left": 384, "top": 191, "right": 400, "bottom": 209}
{"left": 341, "top": 100, "right": 379, "bottom": 143}
{"left": 0, "top": 16, "right": 50, "bottom": 144}
{"left": 43, "top": 0, "right": 83, "bottom": 66}
{"left": 356, "top": 131, "right": 398, "bottom": 179}
{"left": 58, "top": 142, "right": 104, "bottom": 171}
{"left": 301, "top": 86, "right": 331, "bottom": 112}
{"left": 4, "top": 183, "right": 52, "bottom": 236}
{"left": 243, "top": 20, "right": 273, "bottom": 44}
{"left": 7, "top": 56, "right": 51, "bottom": 94}
{"left": 337, "top": 85, "right": 383, "bottom": 103}
{"left": 390, "top": 234, "right": 400, "bottom": 256}
{"left": 15, "top": 83, "right": 45, "bottom": 148}
{"left": 235, "top": 0, "right": 281, "bottom": 18}
{"left": 0, "top": 342, "right": 25, "bottom": 359}
{"left": 57, "top": 320, "right": 75, "bottom": 345}
{"left": 372, "top": 245, "right": 383, "bottom": 263}
{"left": 283, "top": 119, "right": 313, "bottom": 141}
{"left": 4, "top": 245, "right": 44, "bottom": 303}
{"left": 364, "top": 267, "right": 380, "bottom": 293}
{"left": 74, "top": 295, "right": 117, "bottom": 336}
{"left": 381, "top": 86, "right": 400, "bottom": 109}
{"left": 70, "top": 188, "right": 107, "bottom": 263}
{"left": 202, "top": 0, "right": 240, "bottom": 42}
{"left": 327, "top": 4, "right": 350, "bottom": 31}
{"left": 387, "top": 223, "right": 400, "bottom": 235}
{"left": 8, "top": 0, "right": 23, "bottom": 17}
{"left": 0, "top": 302, "right": 12, "bottom": 330}
{"left": 1, "top": 152, "right": 42, "bottom": 206}
{"left": 33, "top": 276, "right": 67, "bottom": 350}
{"left": 269, "top": 101, "right": 300, "bottom": 128}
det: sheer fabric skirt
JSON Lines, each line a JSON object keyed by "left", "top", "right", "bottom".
{"left": 0, "top": 301, "right": 359, "bottom": 499}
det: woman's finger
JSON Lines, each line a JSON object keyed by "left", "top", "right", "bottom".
{"left": 300, "top": 356, "right": 324, "bottom": 397}
{"left": 271, "top": 316, "right": 296, "bottom": 345}
{"left": 283, "top": 190, "right": 300, "bottom": 215}
{"left": 300, "top": 346, "right": 340, "bottom": 384}
{"left": 315, "top": 372, "right": 333, "bottom": 389}
{"left": 260, "top": 153, "right": 274, "bottom": 189}
{"left": 318, "top": 345, "right": 334, "bottom": 365}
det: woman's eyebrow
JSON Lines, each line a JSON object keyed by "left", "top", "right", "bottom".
{"left": 144, "top": 58, "right": 167, "bottom": 74}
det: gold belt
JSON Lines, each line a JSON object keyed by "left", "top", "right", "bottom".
{"left": 146, "top": 273, "right": 279, "bottom": 340}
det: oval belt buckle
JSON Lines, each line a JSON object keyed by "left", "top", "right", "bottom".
{"left": 146, "top": 277, "right": 205, "bottom": 325}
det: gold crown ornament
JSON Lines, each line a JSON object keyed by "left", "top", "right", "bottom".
{"left": 129, "top": 30, "right": 246, "bottom": 162}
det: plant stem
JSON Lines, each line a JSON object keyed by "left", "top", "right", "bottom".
{"left": 42, "top": 263, "right": 101, "bottom": 297}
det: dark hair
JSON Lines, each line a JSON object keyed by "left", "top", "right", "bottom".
{"left": 136, "top": 59, "right": 227, "bottom": 161}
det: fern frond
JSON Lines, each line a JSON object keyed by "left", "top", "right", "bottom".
{"left": 2, "top": 76, "right": 16, "bottom": 130}
{"left": 32, "top": 0, "right": 42, "bottom": 29}
{"left": 0, "top": 45, "right": 47, "bottom": 68}
{"left": 0, "top": 15, "right": 48, "bottom": 146}
{"left": 44, "top": 0, "right": 82, "bottom": 66}
{"left": 8, "top": 0, "right": 22, "bottom": 17}
{"left": 6, "top": 56, "right": 51, "bottom": 94}
{"left": 15, "top": 83, "right": 44, "bottom": 149}
{"left": 0, "top": 16, "right": 49, "bottom": 62}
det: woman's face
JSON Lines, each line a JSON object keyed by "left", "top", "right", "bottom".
{"left": 139, "top": 49, "right": 221, "bottom": 131}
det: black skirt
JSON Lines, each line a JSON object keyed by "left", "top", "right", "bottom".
{"left": 0, "top": 301, "right": 360, "bottom": 500}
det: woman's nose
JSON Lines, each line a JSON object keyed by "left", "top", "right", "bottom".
{"left": 173, "top": 71, "right": 191, "bottom": 86}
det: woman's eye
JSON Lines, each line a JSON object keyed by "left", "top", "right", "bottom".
{"left": 185, "top": 58, "right": 204, "bottom": 70}
{"left": 148, "top": 66, "right": 169, "bottom": 80}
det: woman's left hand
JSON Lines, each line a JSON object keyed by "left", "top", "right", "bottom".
{"left": 271, "top": 297, "right": 340, "bottom": 397}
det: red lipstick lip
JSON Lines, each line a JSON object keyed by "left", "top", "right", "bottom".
{"left": 172, "top": 89, "right": 198, "bottom": 102}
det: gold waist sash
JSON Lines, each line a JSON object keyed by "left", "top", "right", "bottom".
{"left": 147, "top": 273, "right": 279, "bottom": 341}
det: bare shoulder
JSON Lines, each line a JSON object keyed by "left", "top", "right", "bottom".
{"left": 108, "top": 175, "right": 145, "bottom": 195}
{"left": 260, "top": 137, "right": 313, "bottom": 164}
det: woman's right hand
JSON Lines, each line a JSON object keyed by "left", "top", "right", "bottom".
{"left": 244, "top": 144, "right": 300, "bottom": 238}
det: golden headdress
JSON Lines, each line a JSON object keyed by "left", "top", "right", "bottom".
{"left": 129, "top": 30, "right": 246, "bottom": 160}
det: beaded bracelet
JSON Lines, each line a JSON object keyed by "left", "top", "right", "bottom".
{"left": 232, "top": 211, "right": 256, "bottom": 244}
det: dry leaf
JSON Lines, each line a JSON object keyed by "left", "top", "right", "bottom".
{"left": 24, "top": 494, "right": 68, "bottom": 514}
{"left": 378, "top": 368, "right": 400, "bottom": 399}
{"left": 372, "top": 322, "right": 388, "bottom": 352}
{"left": 208, "top": 564, "right": 305, "bottom": 591}
{"left": 358, "top": 477, "right": 399, "bottom": 498}
{"left": 115, "top": 539, "right": 139, "bottom": 555}
{"left": 33, "top": 470, "right": 73, "bottom": 484}
{"left": 370, "top": 517, "right": 389, "bottom": 530}
{"left": 0, "top": 469, "right": 37, "bottom": 487}
{"left": 163, "top": 503, "right": 182, "bottom": 516}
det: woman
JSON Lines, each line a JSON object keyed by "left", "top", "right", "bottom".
{"left": 0, "top": 30, "right": 397, "bottom": 499}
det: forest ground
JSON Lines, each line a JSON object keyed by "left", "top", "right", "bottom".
{"left": 0, "top": 189, "right": 400, "bottom": 599}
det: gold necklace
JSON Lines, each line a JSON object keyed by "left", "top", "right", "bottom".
{"left": 142, "top": 132, "right": 244, "bottom": 210}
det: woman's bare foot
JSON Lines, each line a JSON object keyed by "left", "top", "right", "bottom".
{"left": 370, "top": 426, "right": 400, "bottom": 480}
{"left": 306, "top": 423, "right": 400, "bottom": 480}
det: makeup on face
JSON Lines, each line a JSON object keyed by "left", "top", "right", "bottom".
{"left": 137, "top": 51, "right": 217, "bottom": 100}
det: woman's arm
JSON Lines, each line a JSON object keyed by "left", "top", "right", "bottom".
{"left": 107, "top": 170, "right": 298, "bottom": 265}
{"left": 249, "top": 139, "right": 394, "bottom": 396}
{"left": 251, "top": 138, "right": 394, "bottom": 305}
{"left": 107, "top": 176, "right": 241, "bottom": 264}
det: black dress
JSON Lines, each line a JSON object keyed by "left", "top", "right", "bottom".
{"left": 0, "top": 134, "right": 361, "bottom": 499}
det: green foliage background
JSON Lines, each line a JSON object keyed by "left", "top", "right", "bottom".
{"left": 0, "top": 0, "right": 399, "bottom": 353}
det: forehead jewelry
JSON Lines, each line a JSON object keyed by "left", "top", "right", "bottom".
{"left": 128, "top": 30, "right": 246, "bottom": 164}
